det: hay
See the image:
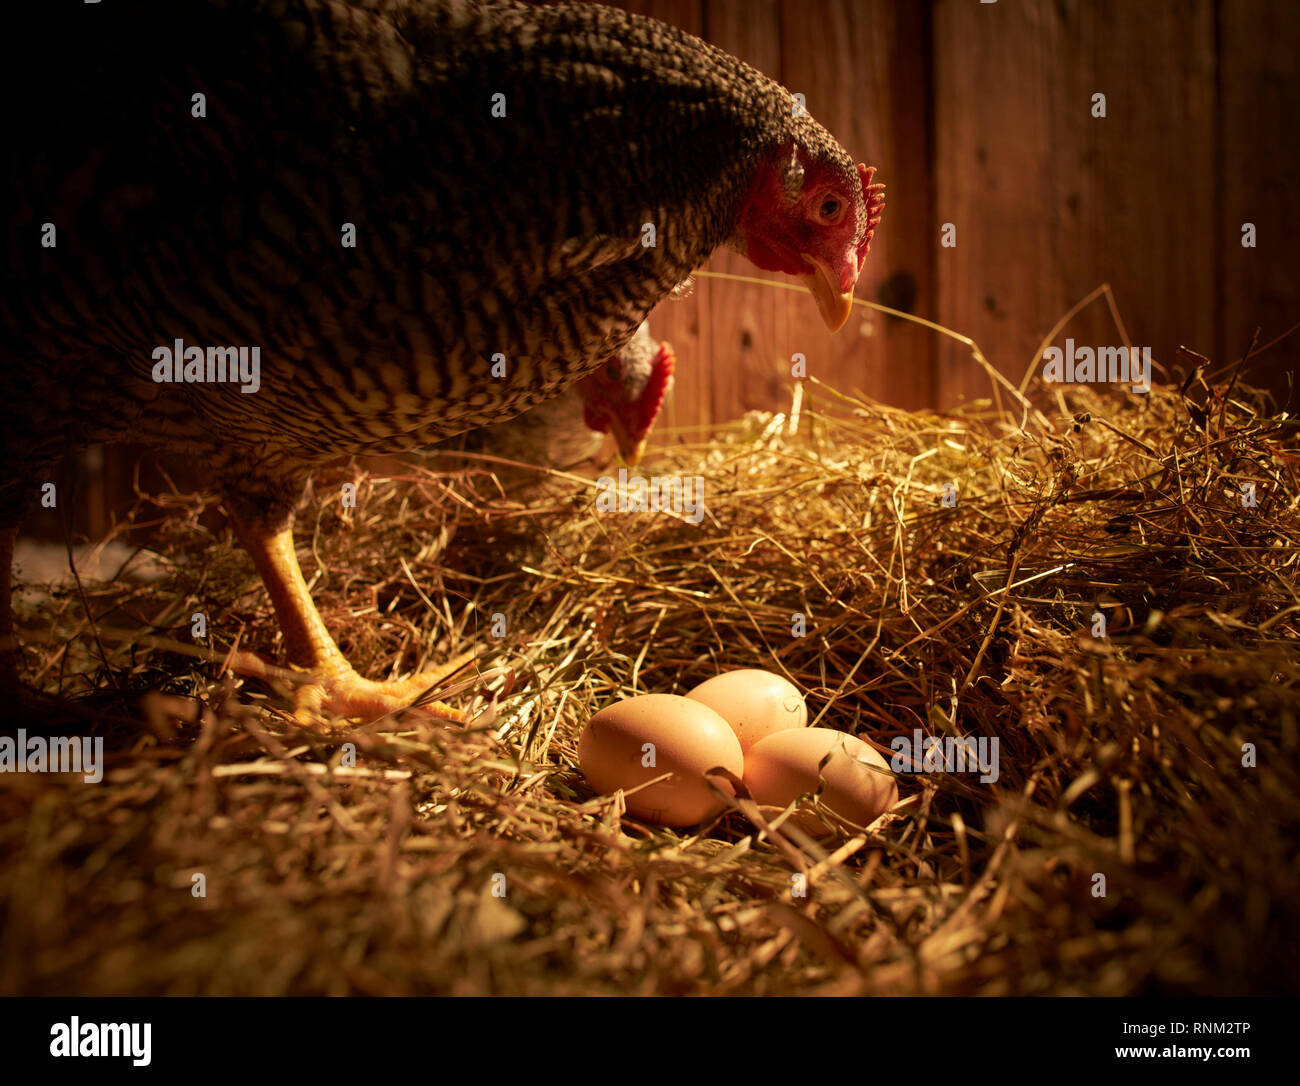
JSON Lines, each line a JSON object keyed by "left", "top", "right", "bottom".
{"left": 3, "top": 319, "right": 1299, "bottom": 995}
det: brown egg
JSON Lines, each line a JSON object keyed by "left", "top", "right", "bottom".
{"left": 743, "top": 728, "right": 897, "bottom": 835}
{"left": 685, "top": 668, "right": 808, "bottom": 754}
{"left": 578, "top": 694, "right": 744, "bottom": 827}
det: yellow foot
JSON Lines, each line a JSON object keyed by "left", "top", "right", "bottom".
{"left": 292, "top": 650, "right": 482, "bottom": 725}
{"left": 228, "top": 647, "right": 484, "bottom": 726}
{"left": 227, "top": 517, "right": 490, "bottom": 727}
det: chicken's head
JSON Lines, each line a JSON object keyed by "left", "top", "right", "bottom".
{"left": 580, "top": 339, "right": 676, "bottom": 466}
{"left": 737, "top": 144, "right": 885, "bottom": 331}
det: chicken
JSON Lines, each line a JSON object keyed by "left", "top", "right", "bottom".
{"left": 1, "top": 0, "right": 884, "bottom": 723}
{"left": 454, "top": 321, "right": 675, "bottom": 469}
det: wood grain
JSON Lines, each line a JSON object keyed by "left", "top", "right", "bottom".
{"left": 1219, "top": 0, "right": 1300, "bottom": 395}
{"left": 933, "top": 0, "right": 1217, "bottom": 408}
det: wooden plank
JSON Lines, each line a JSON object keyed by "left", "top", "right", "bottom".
{"left": 1219, "top": 0, "right": 1300, "bottom": 397}
{"left": 933, "top": 0, "right": 1217, "bottom": 408}
{"left": 876, "top": 0, "right": 936, "bottom": 411}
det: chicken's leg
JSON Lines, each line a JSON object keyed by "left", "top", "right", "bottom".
{"left": 231, "top": 514, "right": 472, "bottom": 724}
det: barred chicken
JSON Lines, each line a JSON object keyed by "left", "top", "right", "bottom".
{"left": 1, "top": 0, "right": 884, "bottom": 722}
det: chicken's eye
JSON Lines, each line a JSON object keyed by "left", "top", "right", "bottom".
{"left": 603, "top": 361, "right": 620, "bottom": 379}
{"left": 818, "top": 197, "right": 842, "bottom": 222}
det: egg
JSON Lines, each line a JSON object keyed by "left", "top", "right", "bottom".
{"left": 685, "top": 668, "right": 808, "bottom": 754}
{"left": 743, "top": 728, "right": 897, "bottom": 835}
{"left": 578, "top": 693, "right": 744, "bottom": 827}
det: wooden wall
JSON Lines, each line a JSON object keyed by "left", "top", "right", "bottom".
{"left": 613, "top": 0, "right": 1300, "bottom": 445}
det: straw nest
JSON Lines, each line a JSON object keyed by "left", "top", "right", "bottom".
{"left": 3, "top": 345, "right": 1298, "bottom": 996}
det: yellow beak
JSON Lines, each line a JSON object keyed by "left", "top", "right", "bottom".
{"left": 606, "top": 416, "right": 646, "bottom": 467}
{"left": 799, "top": 255, "right": 855, "bottom": 332}
{"left": 620, "top": 438, "right": 648, "bottom": 468}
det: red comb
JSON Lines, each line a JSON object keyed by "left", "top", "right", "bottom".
{"left": 856, "top": 163, "right": 885, "bottom": 264}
